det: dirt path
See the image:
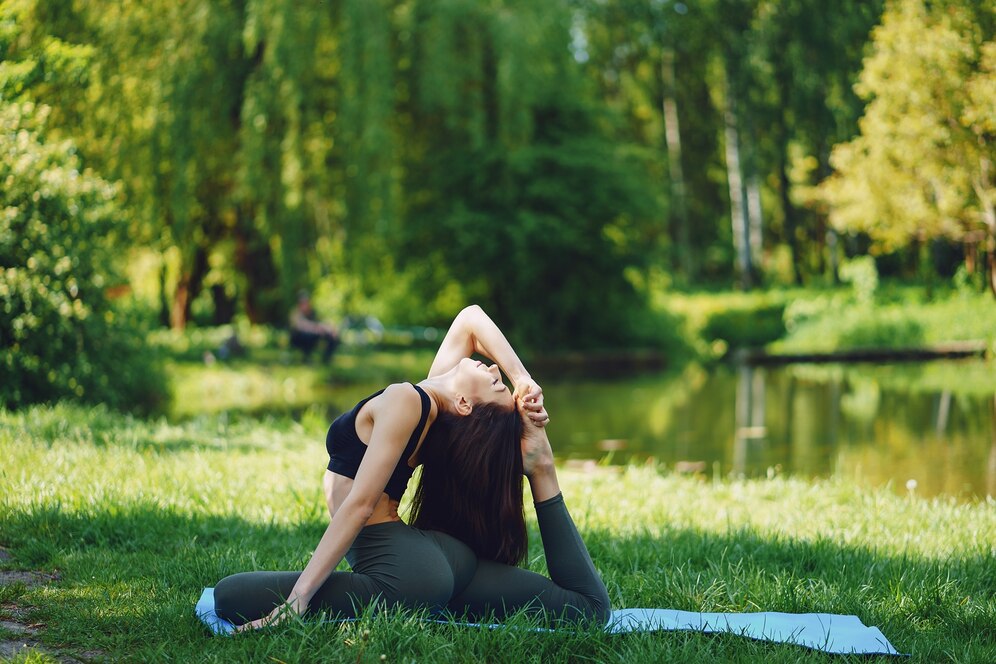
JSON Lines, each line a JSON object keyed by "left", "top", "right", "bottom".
{"left": 0, "top": 547, "right": 104, "bottom": 663}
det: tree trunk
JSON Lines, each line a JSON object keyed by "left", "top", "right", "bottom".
{"left": 723, "top": 69, "right": 752, "bottom": 289}
{"left": 210, "top": 284, "right": 237, "bottom": 325}
{"left": 778, "top": 150, "right": 802, "bottom": 284}
{"left": 661, "top": 48, "right": 692, "bottom": 278}
{"left": 815, "top": 139, "right": 835, "bottom": 282}
{"left": 158, "top": 259, "right": 171, "bottom": 328}
{"left": 170, "top": 245, "right": 210, "bottom": 330}
{"left": 234, "top": 205, "right": 282, "bottom": 325}
{"left": 971, "top": 162, "right": 995, "bottom": 297}
{"left": 827, "top": 227, "right": 840, "bottom": 283}
{"left": 747, "top": 172, "right": 763, "bottom": 280}
{"left": 988, "top": 239, "right": 996, "bottom": 298}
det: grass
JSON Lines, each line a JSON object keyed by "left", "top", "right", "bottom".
{"left": 656, "top": 283, "right": 996, "bottom": 358}
{"left": 773, "top": 288, "right": 996, "bottom": 354}
{"left": 2, "top": 404, "right": 995, "bottom": 663}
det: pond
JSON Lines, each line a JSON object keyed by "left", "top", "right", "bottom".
{"left": 535, "top": 359, "right": 995, "bottom": 502}
{"left": 177, "top": 356, "right": 996, "bottom": 502}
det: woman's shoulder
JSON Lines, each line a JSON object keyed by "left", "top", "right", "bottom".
{"left": 373, "top": 382, "right": 424, "bottom": 412}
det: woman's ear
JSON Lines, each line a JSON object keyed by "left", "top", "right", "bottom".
{"left": 454, "top": 394, "right": 473, "bottom": 416}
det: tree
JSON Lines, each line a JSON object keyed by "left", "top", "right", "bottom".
{"left": 819, "top": 0, "right": 996, "bottom": 291}
{"left": 392, "top": 0, "right": 662, "bottom": 348}
{"left": 5, "top": 0, "right": 337, "bottom": 328}
{"left": 747, "top": 0, "right": 884, "bottom": 283}
{"left": 571, "top": 0, "right": 729, "bottom": 283}
{"left": 0, "top": 103, "right": 167, "bottom": 411}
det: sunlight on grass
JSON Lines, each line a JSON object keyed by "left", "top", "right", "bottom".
{"left": 2, "top": 404, "right": 995, "bottom": 661}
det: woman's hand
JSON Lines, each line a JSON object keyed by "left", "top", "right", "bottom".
{"left": 519, "top": 401, "right": 554, "bottom": 476}
{"left": 514, "top": 378, "right": 548, "bottom": 427}
{"left": 236, "top": 595, "right": 308, "bottom": 632}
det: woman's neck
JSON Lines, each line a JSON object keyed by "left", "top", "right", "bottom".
{"left": 418, "top": 362, "right": 462, "bottom": 410}
{"left": 416, "top": 376, "right": 453, "bottom": 416}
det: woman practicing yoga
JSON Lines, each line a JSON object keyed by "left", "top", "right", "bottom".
{"left": 214, "top": 305, "right": 610, "bottom": 629}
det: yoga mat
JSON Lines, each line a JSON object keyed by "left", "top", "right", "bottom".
{"left": 195, "top": 587, "right": 904, "bottom": 656}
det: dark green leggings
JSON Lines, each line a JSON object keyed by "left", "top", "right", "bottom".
{"left": 214, "top": 493, "right": 610, "bottom": 626}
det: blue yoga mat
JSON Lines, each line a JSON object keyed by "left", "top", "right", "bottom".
{"left": 195, "top": 587, "right": 903, "bottom": 655}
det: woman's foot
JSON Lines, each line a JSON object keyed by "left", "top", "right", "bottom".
{"left": 519, "top": 402, "right": 554, "bottom": 476}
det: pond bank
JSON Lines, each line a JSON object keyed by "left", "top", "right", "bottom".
{"left": 732, "top": 340, "right": 990, "bottom": 365}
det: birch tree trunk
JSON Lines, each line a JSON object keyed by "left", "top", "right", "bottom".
{"left": 723, "top": 69, "right": 752, "bottom": 289}
{"left": 661, "top": 48, "right": 691, "bottom": 277}
{"left": 747, "top": 172, "right": 763, "bottom": 278}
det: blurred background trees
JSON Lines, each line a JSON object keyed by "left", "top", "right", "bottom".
{"left": 819, "top": 0, "right": 996, "bottom": 292}
{"left": 2, "top": 0, "right": 994, "bottom": 408}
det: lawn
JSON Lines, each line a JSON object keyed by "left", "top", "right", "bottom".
{"left": 655, "top": 285, "right": 996, "bottom": 358}
{"left": 2, "top": 404, "right": 994, "bottom": 663}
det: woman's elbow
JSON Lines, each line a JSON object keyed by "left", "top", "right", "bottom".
{"left": 458, "top": 304, "right": 485, "bottom": 322}
{"left": 342, "top": 497, "right": 376, "bottom": 524}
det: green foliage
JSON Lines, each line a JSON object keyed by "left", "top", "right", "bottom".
{"left": 835, "top": 309, "right": 925, "bottom": 348}
{"left": 0, "top": 103, "right": 167, "bottom": 413}
{"left": 776, "top": 286, "right": 996, "bottom": 352}
{"left": 660, "top": 290, "right": 799, "bottom": 355}
{"left": 700, "top": 302, "right": 787, "bottom": 349}
{"left": 390, "top": 1, "right": 664, "bottom": 350}
{"left": 838, "top": 255, "right": 879, "bottom": 305}
{"left": 6, "top": 0, "right": 991, "bottom": 355}
{"left": 820, "top": 0, "right": 996, "bottom": 251}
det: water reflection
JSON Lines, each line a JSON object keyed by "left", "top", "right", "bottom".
{"left": 177, "top": 358, "right": 996, "bottom": 501}
{"left": 538, "top": 359, "right": 996, "bottom": 501}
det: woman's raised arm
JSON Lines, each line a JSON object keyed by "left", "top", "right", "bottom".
{"left": 428, "top": 305, "right": 539, "bottom": 401}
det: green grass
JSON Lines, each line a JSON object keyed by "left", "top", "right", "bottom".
{"left": 2, "top": 404, "right": 995, "bottom": 662}
{"left": 656, "top": 285, "right": 996, "bottom": 359}
{"left": 774, "top": 289, "right": 996, "bottom": 354}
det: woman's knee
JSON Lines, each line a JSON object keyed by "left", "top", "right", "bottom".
{"left": 588, "top": 593, "right": 611, "bottom": 627}
{"left": 214, "top": 571, "right": 299, "bottom": 624}
{"left": 213, "top": 574, "right": 246, "bottom": 623}
{"left": 585, "top": 578, "right": 612, "bottom": 626}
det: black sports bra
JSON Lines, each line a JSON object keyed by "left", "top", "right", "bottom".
{"left": 325, "top": 383, "right": 431, "bottom": 501}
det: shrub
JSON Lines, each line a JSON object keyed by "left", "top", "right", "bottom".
{"left": 836, "top": 310, "right": 924, "bottom": 348}
{"left": 839, "top": 256, "right": 879, "bottom": 305}
{"left": 701, "top": 301, "right": 787, "bottom": 348}
{"left": 0, "top": 103, "right": 168, "bottom": 413}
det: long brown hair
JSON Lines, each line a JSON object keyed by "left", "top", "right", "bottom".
{"left": 408, "top": 403, "right": 526, "bottom": 565}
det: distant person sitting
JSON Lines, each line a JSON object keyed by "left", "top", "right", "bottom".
{"left": 289, "top": 290, "right": 340, "bottom": 363}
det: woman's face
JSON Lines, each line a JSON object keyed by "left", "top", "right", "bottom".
{"left": 454, "top": 358, "right": 514, "bottom": 410}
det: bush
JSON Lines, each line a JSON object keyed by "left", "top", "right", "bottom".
{"left": 836, "top": 310, "right": 924, "bottom": 348}
{"left": 700, "top": 301, "right": 787, "bottom": 348}
{"left": 0, "top": 103, "right": 168, "bottom": 413}
{"left": 838, "top": 256, "right": 879, "bottom": 305}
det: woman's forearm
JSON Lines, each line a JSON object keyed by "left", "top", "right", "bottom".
{"left": 289, "top": 502, "right": 372, "bottom": 601}
{"left": 459, "top": 305, "right": 530, "bottom": 385}
{"left": 527, "top": 461, "right": 561, "bottom": 503}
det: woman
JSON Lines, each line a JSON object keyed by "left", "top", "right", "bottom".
{"left": 214, "top": 305, "right": 609, "bottom": 628}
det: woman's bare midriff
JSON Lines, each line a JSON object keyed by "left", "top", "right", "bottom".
{"left": 324, "top": 471, "right": 402, "bottom": 523}
{"left": 323, "top": 386, "right": 434, "bottom": 524}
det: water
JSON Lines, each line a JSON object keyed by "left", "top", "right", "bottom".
{"left": 536, "top": 360, "right": 996, "bottom": 501}
{"left": 183, "top": 357, "right": 996, "bottom": 502}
